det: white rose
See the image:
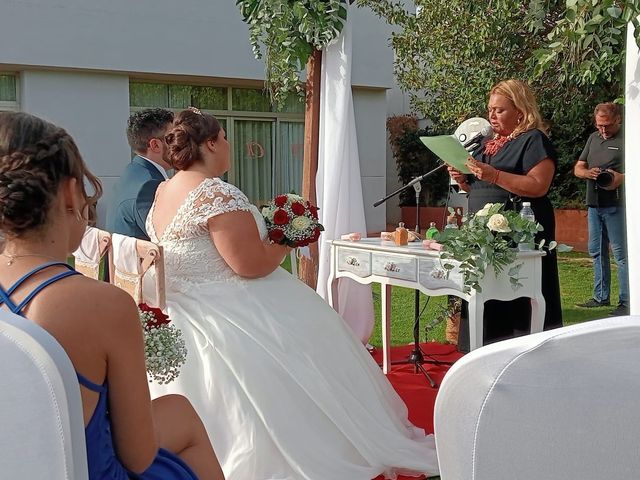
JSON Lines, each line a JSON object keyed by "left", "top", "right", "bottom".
{"left": 487, "top": 213, "right": 511, "bottom": 233}
{"left": 291, "top": 215, "right": 312, "bottom": 231}
{"left": 475, "top": 203, "right": 495, "bottom": 217}
{"left": 262, "top": 206, "right": 275, "bottom": 222}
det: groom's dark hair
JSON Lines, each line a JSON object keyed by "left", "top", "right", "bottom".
{"left": 126, "top": 108, "right": 174, "bottom": 154}
{"left": 165, "top": 109, "right": 221, "bottom": 170}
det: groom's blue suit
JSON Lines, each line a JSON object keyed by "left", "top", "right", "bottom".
{"left": 106, "top": 155, "right": 165, "bottom": 240}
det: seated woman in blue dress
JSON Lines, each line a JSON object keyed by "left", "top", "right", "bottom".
{"left": 0, "top": 112, "right": 225, "bottom": 480}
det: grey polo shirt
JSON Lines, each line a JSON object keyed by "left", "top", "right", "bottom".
{"left": 578, "top": 130, "right": 624, "bottom": 207}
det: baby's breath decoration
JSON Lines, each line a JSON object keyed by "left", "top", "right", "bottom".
{"left": 236, "top": 0, "right": 348, "bottom": 108}
{"left": 436, "top": 203, "right": 570, "bottom": 294}
{"left": 138, "top": 304, "right": 187, "bottom": 385}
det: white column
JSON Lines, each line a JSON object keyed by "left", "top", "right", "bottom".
{"left": 625, "top": 19, "right": 640, "bottom": 314}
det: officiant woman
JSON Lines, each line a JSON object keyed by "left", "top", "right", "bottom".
{"left": 448, "top": 78, "right": 562, "bottom": 350}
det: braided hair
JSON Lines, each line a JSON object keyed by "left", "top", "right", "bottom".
{"left": 0, "top": 112, "right": 102, "bottom": 237}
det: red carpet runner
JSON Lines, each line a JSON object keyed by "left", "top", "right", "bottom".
{"left": 370, "top": 342, "right": 464, "bottom": 480}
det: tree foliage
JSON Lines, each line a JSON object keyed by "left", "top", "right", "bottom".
{"left": 236, "top": 0, "right": 348, "bottom": 107}
{"left": 531, "top": 0, "right": 640, "bottom": 88}
{"left": 357, "top": 0, "right": 633, "bottom": 207}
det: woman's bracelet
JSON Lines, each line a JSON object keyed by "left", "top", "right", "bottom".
{"left": 492, "top": 170, "right": 501, "bottom": 185}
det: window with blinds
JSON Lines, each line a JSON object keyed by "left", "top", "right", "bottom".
{"left": 0, "top": 75, "right": 18, "bottom": 111}
{"left": 130, "top": 82, "right": 304, "bottom": 204}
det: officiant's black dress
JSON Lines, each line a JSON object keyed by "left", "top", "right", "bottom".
{"left": 458, "top": 128, "right": 563, "bottom": 351}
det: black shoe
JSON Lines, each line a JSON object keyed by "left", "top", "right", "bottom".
{"left": 576, "top": 298, "right": 610, "bottom": 308}
{"left": 609, "top": 303, "right": 630, "bottom": 317}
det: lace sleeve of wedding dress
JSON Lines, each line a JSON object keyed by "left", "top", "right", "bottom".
{"left": 190, "top": 178, "right": 254, "bottom": 232}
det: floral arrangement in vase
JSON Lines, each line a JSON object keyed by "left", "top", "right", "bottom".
{"left": 436, "top": 203, "right": 571, "bottom": 294}
{"left": 138, "top": 303, "right": 187, "bottom": 385}
{"left": 261, "top": 193, "right": 324, "bottom": 247}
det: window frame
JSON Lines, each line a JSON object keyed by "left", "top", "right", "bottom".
{"left": 0, "top": 73, "right": 20, "bottom": 112}
{"left": 129, "top": 80, "right": 305, "bottom": 200}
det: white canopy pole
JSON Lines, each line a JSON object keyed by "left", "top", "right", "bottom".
{"left": 625, "top": 19, "right": 640, "bottom": 314}
{"left": 315, "top": 12, "right": 375, "bottom": 343}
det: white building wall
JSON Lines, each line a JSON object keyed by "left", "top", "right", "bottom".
{"left": 0, "top": 0, "right": 401, "bottom": 230}
{"left": 19, "top": 71, "right": 131, "bottom": 225}
{"left": 353, "top": 88, "right": 388, "bottom": 234}
{"left": 0, "top": 0, "right": 394, "bottom": 88}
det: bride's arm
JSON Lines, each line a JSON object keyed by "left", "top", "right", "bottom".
{"left": 208, "top": 210, "right": 291, "bottom": 279}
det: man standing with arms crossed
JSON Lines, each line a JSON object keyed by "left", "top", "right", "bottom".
{"left": 107, "top": 108, "right": 174, "bottom": 240}
{"left": 574, "top": 102, "right": 629, "bottom": 316}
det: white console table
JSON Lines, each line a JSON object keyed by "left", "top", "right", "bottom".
{"left": 327, "top": 238, "right": 545, "bottom": 373}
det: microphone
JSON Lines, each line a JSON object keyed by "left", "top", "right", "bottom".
{"left": 462, "top": 125, "right": 493, "bottom": 149}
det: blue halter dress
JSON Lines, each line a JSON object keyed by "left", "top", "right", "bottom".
{"left": 0, "top": 262, "right": 199, "bottom": 480}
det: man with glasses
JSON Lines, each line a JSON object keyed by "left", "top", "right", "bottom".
{"left": 574, "top": 102, "right": 629, "bottom": 316}
{"left": 107, "top": 108, "right": 174, "bottom": 240}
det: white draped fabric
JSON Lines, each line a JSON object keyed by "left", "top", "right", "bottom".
{"left": 315, "top": 13, "right": 375, "bottom": 343}
{"left": 625, "top": 20, "right": 640, "bottom": 314}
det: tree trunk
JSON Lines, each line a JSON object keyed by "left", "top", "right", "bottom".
{"left": 298, "top": 48, "right": 322, "bottom": 289}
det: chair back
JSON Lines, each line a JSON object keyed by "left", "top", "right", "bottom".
{"left": 109, "top": 233, "right": 166, "bottom": 309}
{"left": 72, "top": 227, "right": 111, "bottom": 280}
{"left": 434, "top": 316, "right": 640, "bottom": 480}
{"left": 0, "top": 310, "right": 88, "bottom": 479}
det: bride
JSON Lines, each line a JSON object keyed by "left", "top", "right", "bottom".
{"left": 148, "top": 108, "right": 439, "bottom": 480}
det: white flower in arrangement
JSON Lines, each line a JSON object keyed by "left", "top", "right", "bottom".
{"left": 291, "top": 215, "right": 312, "bottom": 231}
{"left": 261, "top": 205, "right": 276, "bottom": 222}
{"left": 487, "top": 213, "right": 511, "bottom": 233}
{"left": 475, "top": 203, "right": 495, "bottom": 217}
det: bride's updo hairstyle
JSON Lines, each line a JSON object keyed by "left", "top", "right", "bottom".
{"left": 0, "top": 112, "right": 102, "bottom": 238}
{"left": 165, "top": 108, "right": 221, "bottom": 170}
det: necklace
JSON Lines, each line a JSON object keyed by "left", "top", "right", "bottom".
{"left": 1, "top": 252, "right": 59, "bottom": 266}
{"left": 484, "top": 133, "right": 514, "bottom": 157}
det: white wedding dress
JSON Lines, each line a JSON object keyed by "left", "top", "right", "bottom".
{"left": 147, "top": 177, "right": 439, "bottom": 480}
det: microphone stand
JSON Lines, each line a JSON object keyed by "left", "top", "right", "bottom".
{"left": 373, "top": 162, "right": 447, "bottom": 388}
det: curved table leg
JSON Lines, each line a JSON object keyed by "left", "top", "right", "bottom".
{"left": 381, "top": 284, "right": 392, "bottom": 374}
{"left": 468, "top": 294, "right": 485, "bottom": 351}
{"left": 530, "top": 294, "right": 546, "bottom": 334}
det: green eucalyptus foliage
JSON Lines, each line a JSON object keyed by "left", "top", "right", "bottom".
{"left": 437, "top": 203, "right": 545, "bottom": 294}
{"left": 357, "top": 0, "right": 628, "bottom": 208}
{"left": 531, "top": 0, "right": 640, "bottom": 88}
{"left": 236, "top": 0, "right": 348, "bottom": 107}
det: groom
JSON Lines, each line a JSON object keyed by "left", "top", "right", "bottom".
{"left": 106, "top": 109, "right": 174, "bottom": 240}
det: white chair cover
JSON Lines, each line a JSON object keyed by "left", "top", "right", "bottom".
{"left": 434, "top": 316, "right": 640, "bottom": 480}
{"left": 72, "top": 227, "right": 108, "bottom": 279}
{"left": 111, "top": 232, "right": 143, "bottom": 302}
{"left": 0, "top": 310, "right": 88, "bottom": 479}
{"left": 111, "top": 233, "right": 163, "bottom": 308}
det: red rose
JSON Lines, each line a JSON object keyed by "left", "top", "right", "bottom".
{"left": 291, "top": 201, "right": 306, "bottom": 215}
{"left": 308, "top": 204, "right": 319, "bottom": 220}
{"left": 311, "top": 227, "right": 321, "bottom": 242}
{"left": 274, "top": 195, "right": 288, "bottom": 207}
{"left": 269, "top": 228, "right": 285, "bottom": 243}
{"left": 273, "top": 209, "right": 289, "bottom": 225}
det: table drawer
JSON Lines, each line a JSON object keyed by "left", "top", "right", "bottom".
{"left": 372, "top": 253, "right": 417, "bottom": 282}
{"left": 337, "top": 248, "right": 372, "bottom": 277}
{"left": 418, "top": 257, "right": 463, "bottom": 290}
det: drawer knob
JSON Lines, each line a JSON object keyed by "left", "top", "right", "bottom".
{"left": 345, "top": 256, "right": 360, "bottom": 267}
{"left": 430, "top": 267, "right": 446, "bottom": 279}
{"left": 384, "top": 262, "right": 400, "bottom": 273}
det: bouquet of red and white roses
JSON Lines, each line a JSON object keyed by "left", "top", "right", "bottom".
{"left": 138, "top": 303, "right": 187, "bottom": 385}
{"left": 261, "top": 193, "right": 324, "bottom": 247}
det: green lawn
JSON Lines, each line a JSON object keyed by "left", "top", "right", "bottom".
{"left": 365, "top": 251, "right": 619, "bottom": 347}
